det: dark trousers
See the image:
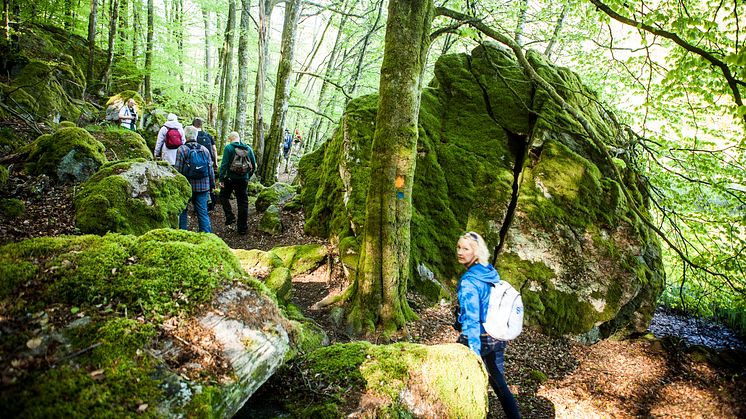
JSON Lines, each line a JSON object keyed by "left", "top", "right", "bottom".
{"left": 459, "top": 334, "right": 521, "bottom": 419}
{"left": 220, "top": 177, "right": 248, "bottom": 232}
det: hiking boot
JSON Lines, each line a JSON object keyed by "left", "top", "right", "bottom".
{"left": 225, "top": 216, "right": 236, "bottom": 226}
{"left": 237, "top": 229, "right": 248, "bottom": 235}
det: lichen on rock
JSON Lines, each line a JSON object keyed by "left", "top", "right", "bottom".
{"left": 73, "top": 159, "right": 191, "bottom": 235}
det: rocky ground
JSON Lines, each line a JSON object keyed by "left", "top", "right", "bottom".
{"left": 1, "top": 161, "right": 744, "bottom": 418}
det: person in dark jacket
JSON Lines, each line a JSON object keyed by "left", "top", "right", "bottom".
{"left": 219, "top": 131, "right": 256, "bottom": 235}
{"left": 456, "top": 231, "right": 521, "bottom": 419}
{"left": 175, "top": 126, "right": 215, "bottom": 233}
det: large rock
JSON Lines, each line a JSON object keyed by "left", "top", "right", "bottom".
{"left": 243, "top": 342, "right": 489, "bottom": 418}
{"left": 74, "top": 159, "right": 191, "bottom": 235}
{"left": 85, "top": 125, "right": 153, "bottom": 162}
{"left": 0, "top": 230, "right": 289, "bottom": 418}
{"left": 299, "top": 44, "right": 664, "bottom": 340}
{"left": 24, "top": 127, "right": 107, "bottom": 183}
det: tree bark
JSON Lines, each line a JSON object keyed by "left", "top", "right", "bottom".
{"left": 347, "top": 0, "right": 434, "bottom": 335}
{"left": 307, "top": 0, "right": 349, "bottom": 150}
{"left": 144, "top": 0, "right": 153, "bottom": 101}
{"left": 348, "top": 0, "right": 384, "bottom": 100}
{"left": 258, "top": 0, "right": 302, "bottom": 185}
{"left": 86, "top": 0, "right": 99, "bottom": 87}
{"left": 99, "top": 0, "right": 120, "bottom": 91}
{"left": 132, "top": 0, "right": 140, "bottom": 64}
{"left": 218, "top": 0, "right": 237, "bottom": 145}
{"left": 544, "top": 0, "right": 569, "bottom": 60}
{"left": 233, "top": 0, "right": 252, "bottom": 138}
{"left": 202, "top": 7, "right": 215, "bottom": 125}
{"left": 252, "top": 0, "right": 276, "bottom": 167}
{"left": 117, "top": 0, "right": 128, "bottom": 55}
{"left": 515, "top": 0, "right": 529, "bottom": 46}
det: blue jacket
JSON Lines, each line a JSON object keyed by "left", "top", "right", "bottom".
{"left": 458, "top": 263, "right": 501, "bottom": 356}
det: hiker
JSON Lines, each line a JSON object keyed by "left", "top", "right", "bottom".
{"left": 154, "top": 113, "right": 185, "bottom": 165}
{"left": 118, "top": 98, "right": 137, "bottom": 131}
{"left": 219, "top": 131, "right": 256, "bottom": 235}
{"left": 191, "top": 117, "right": 219, "bottom": 211}
{"left": 282, "top": 128, "right": 293, "bottom": 160}
{"left": 455, "top": 231, "right": 521, "bottom": 419}
{"left": 174, "top": 126, "right": 215, "bottom": 233}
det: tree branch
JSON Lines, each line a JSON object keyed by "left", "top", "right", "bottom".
{"left": 288, "top": 104, "right": 337, "bottom": 123}
{"left": 587, "top": 0, "right": 745, "bottom": 124}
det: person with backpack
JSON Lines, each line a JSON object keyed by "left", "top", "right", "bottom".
{"left": 282, "top": 128, "right": 293, "bottom": 161}
{"left": 118, "top": 98, "right": 138, "bottom": 131}
{"left": 154, "top": 113, "right": 185, "bottom": 165}
{"left": 174, "top": 126, "right": 215, "bottom": 233}
{"left": 455, "top": 231, "right": 521, "bottom": 419}
{"left": 218, "top": 131, "right": 256, "bottom": 235}
{"left": 191, "top": 118, "right": 219, "bottom": 211}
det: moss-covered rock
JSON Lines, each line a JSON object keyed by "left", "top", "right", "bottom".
{"left": 265, "top": 342, "right": 488, "bottom": 418}
{"left": 85, "top": 125, "right": 152, "bottom": 161}
{"left": 299, "top": 44, "right": 664, "bottom": 339}
{"left": 0, "top": 230, "right": 288, "bottom": 417}
{"left": 0, "top": 164, "right": 8, "bottom": 186}
{"left": 58, "top": 121, "right": 76, "bottom": 129}
{"left": 272, "top": 244, "right": 328, "bottom": 276}
{"left": 0, "top": 126, "right": 26, "bottom": 157}
{"left": 74, "top": 159, "right": 191, "bottom": 235}
{"left": 24, "top": 127, "right": 107, "bottom": 183}
{"left": 255, "top": 182, "right": 297, "bottom": 212}
{"left": 232, "top": 248, "right": 285, "bottom": 279}
{"left": 266, "top": 266, "right": 293, "bottom": 303}
{"left": 0, "top": 198, "right": 24, "bottom": 218}
{"left": 259, "top": 204, "right": 283, "bottom": 234}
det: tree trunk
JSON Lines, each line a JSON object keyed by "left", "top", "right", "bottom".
{"left": 233, "top": 0, "right": 252, "bottom": 138}
{"left": 176, "top": 0, "right": 184, "bottom": 91}
{"left": 347, "top": 0, "right": 434, "bottom": 335}
{"left": 100, "top": 0, "right": 120, "bottom": 91}
{"left": 86, "top": 0, "right": 99, "bottom": 87}
{"left": 307, "top": 0, "right": 349, "bottom": 150}
{"left": 348, "top": 0, "right": 384, "bottom": 100}
{"left": 2, "top": 0, "right": 7, "bottom": 40}
{"left": 132, "top": 0, "right": 140, "bottom": 64}
{"left": 117, "top": 0, "right": 128, "bottom": 55}
{"left": 544, "top": 1, "right": 569, "bottom": 60}
{"left": 515, "top": 0, "right": 529, "bottom": 46}
{"left": 258, "top": 0, "right": 302, "bottom": 185}
{"left": 202, "top": 7, "right": 215, "bottom": 125}
{"left": 252, "top": 0, "right": 275, "bottom": 167}
{"left": 144, "top": 0, "right": 153, "bottom": 101}
{"left": 218, "top": 0, "right": 237, "bottom": 145}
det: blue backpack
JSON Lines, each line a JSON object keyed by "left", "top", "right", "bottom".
{"left": 183, "top": 143, "right": 210, "bottom": 179}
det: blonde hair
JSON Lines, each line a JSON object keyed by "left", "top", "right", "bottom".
{"left": 184, "top": 126, "right": 198, "bottom": 141}
{"left": 460, "top": 231, "right": 490, "bottom": 265}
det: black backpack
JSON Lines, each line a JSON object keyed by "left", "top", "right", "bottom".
{"left": 183, "top": 143, "right": 210, "bottom": 179}
{"left": 196, "top": 131, "right": 215, "bottom": 162}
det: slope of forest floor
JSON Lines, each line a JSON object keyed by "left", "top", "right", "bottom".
{"left": 1, "top": 157, "right": 745, "bottom": 418}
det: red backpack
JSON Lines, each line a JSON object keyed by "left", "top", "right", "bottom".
{"left": 164, "top": 127, "right": 182, "bottom": 149}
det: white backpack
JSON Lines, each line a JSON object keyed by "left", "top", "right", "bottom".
{"left": 482, "top": 280, "right": 524, "bottom": 340}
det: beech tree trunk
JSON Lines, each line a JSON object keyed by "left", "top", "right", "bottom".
{"left": 86, "top": 0, "right": 99, "bottom": 86}
{"left": 348, "top": 0, "right": 384, "bottom": 100}
{"left": 544, "top": 1, "right": 569, "bottom": 60}
{"left": 258, "top": 0, "right": 302, "bottom": 185}
{"left": 233, "top": 0, "right": 251, "bottom": 138}
{"left": 144, "top": 0, "right": 153, "bottom": 100}
{"left": 99, "top": 0, "right": 120, "bottom": 91}
{"left": 218, "top": 0, "right": 237, "bottom": 144}
{"left": 252, "top": 0, "right": 275, "bottom": 167}
{"left": 347, "top": 0, "right": 434, "bottom": 335}
{"left": 515, "top": 0, "right": 529, "bottom": 46}
{"left": 203, "top": 7, "right": 215, "bottom": 125}
{"left": 132, "top": 0, "right": 140, "bottom": 64}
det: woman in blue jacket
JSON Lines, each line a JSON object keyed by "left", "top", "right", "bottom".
{"left": 456, "top": 231, "right": 520, "bottom": 418}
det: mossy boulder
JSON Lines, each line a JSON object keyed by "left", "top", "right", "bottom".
{"left": 0, "top": 127, "right": 26, "bottom": 157}
{"left": 24, "top": 127, "right": 107, "bottom": 183}
{"left": 0, "top": 198, "right": 24, "bottom": 218}
{"left": 255, "top": 182, "right": 297, "bottom": 212}
{"left": 232, "top": 248, "right": 285, "bottom": 279}
{"left": 299, "top": 44, "right": 664, "bottom": 340}
{"left": 266, "top": 266, "right": 293, "bottom": 303}
{"left": 74, "top": 159, "right": 191, "bottom": 235}
{"left": 85, "top": 125, "right": 152, "bottom": 161}
{"left": 261, "top": 342, "right": 488, "bottom": 418}
{"left": 272, "top": 244, "right": 328, "bottom": 275}
{"left": 0, "top": 165, "right": 8, "bottom": 186}
{"left": 259, "top": 204, "right": 283, "bottom": 234}
{"left": 0, "top": 230, "right": 290, "bottom": 417}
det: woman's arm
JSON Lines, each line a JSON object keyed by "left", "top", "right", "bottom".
{"left": 458, "top": 279, "right": 482, "bottom": 356}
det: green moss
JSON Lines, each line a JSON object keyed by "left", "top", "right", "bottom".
{"left": 258, "top": 205, "right": 282, "bottom": 234}
{"left": 24, "top": 127, "right": 107, "bottom": 183}
{"left": 271, "top": 244, "right": 328, "bottom": 275}
{"left": 111, "top": 62, "right": 146, "bottom": 93}
{"left": 7, "top": 58, "right": 85, "bottom": 123}
{"left": 265, "top": 266, "right": 292, "bottom": 303}
{"left": 0, "top": 197, "right": 24, "bottom": 218}
{"left": 0, "top": 165, "right": 7, "bottom": 186}
{"left": 0, "top": 126, "right": 26, "bottom": 156}
{"left": 73, "top": 160, "right": 191, "bottom": 235}
{"left": 255, "top": 182, "right": 296, "bottom": 212}
{"left": 529, "top": 369, "right": 548, "bottom": 383}
{"left": 59, "top": 121, "right": 77, "bottom": 129}
{"left": 85, "top": 125, "right": 152, "bottom": 161}
{"left": 0, "top": 230, "right": 244, "bottom": 317}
